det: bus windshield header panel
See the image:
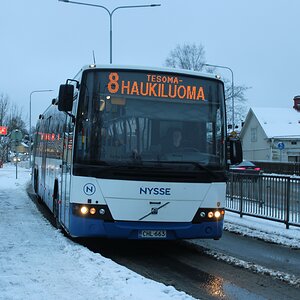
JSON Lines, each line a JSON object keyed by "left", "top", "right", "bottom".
{"left": 105, "top": 71, "right": 209, "bottom": 101}
{"left": 74, "top": 69, "right": 226, "bottom": 175}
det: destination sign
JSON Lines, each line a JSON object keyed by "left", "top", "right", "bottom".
{"left": 106, "top": 72, "right": 206, "bottom": 101}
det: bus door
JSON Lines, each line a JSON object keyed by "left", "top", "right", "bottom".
{"left": 61, "top": 118, "right": 74, "bottom": 227}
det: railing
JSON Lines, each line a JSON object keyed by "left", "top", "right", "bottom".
{"left": 226, "top": 172, "right": 300, "bottom": 229}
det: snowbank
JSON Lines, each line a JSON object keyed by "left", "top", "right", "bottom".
{"left": 0, "top": 164, "right": 194, "bottom": 300}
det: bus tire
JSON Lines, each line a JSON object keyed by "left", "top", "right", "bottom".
{"left": 53, "top": 181, "right": 62, "bottom": 229}
{"left": 34, "top": 169, "right": 42, "bottom": 203}
{"left": 34, "top": 169, "right": 38, "bottom": 193}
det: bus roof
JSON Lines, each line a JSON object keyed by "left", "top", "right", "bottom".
{"left": 76, "top": 64, "right": 223, "bottom": 82}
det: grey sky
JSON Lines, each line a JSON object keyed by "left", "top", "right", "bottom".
{"left": 1, "top": 0, "right": 299, "bottom": 127}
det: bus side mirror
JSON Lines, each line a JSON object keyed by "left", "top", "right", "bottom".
{"left": 228, "top": 138, "right": 243, "bottom": 165}
{"left": 58, "top": 84, "right": 74, "bottom": 112}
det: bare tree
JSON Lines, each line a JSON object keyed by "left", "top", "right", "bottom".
{"left": 164, "top": 43, "right": 249, "bottom": 129}
{"left": 165, "top": 43, "right": 206, "bottom": 71}
{"left": 223, "top": 78, "right": 249, "bottom": 129}
{"left": 0, "top": 93, "right": 9, "bottom": 126}
{"left": 7, "top": 103, "right": 28, "bottom": 135}
{"left": 0, "top": 94, "right": 10, "bottom": 162}
{"left": 0, "top": 94, "right": 28, "bottom": 162}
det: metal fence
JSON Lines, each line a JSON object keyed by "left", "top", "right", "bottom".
{"left": 226, "top": 172, "right": 300, "bottom": 228}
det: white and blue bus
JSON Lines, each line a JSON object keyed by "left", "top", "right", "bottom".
{"left": 32, "top": 65, "right": 241, "bottom": 240}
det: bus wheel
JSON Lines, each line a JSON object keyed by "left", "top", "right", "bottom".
{"left": 53, "top": 181, "right": 62, "bottom": 229}
{"left": 34, "top": 169, "right": 42, "bottom": 203}
{"left": 34, "top": 169, "right": 38, "bottom": 193}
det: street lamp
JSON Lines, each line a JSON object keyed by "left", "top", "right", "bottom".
{"left": 202, "top": 63, "right": 235, "bottom": 130}
{"left": 59, "top": 0, "right": 161, "bottom": 64}
{"left": 29, "top": 89, "right": 53, "bottom": 167}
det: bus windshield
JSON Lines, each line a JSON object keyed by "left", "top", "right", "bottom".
{"left": 74, "top": 69, "right": 226, "bottom": 168}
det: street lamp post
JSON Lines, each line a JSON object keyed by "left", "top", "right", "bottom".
{"left": 59, "top": 0, "right": 161, "bottom": 64}
{"left": 202, "top": 63, "right": 235, "bottom": 130}
{"left": 29, "top": 90, "right": 53, "bottom": 167}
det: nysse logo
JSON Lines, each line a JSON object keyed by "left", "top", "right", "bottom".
{"left": 107, "top": 72, "right": 206, "bottom": 101}
{"left": 140, "top": 187, "right": 171, "bottom": 196}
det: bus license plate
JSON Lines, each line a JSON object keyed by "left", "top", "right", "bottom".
{"left": 140, "top": 230, "right": 167, "bottom": 239}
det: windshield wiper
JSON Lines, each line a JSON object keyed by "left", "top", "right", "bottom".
{"left": 152, "top": 160, "right": 224, "bottom": 179}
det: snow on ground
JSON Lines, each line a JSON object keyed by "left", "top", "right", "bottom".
{"left": 189, "top": 202, "right": 300, "bottom": 288}
{"left": 0, "top": 164, "right": 194, "bottom": 300}
{"left": 1, "top": 163, "right": 300, "bottom": 299}
{"left": 224, "top": 211, "right": 300, "bottom": 249}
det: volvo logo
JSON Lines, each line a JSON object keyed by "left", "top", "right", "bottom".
{"left": 151, "top": 208, "right": 158, "bottom": 215}
{"left": 139, "top": 202, "right": 170, "bottom": 221}
{"left": 83, "top": 183, "right": 96, "bottom": 196}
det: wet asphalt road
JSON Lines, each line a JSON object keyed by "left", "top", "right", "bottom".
{"left": 28, "top": 187, "right": 300, "bottom": 299}
{"left": 188, "top": 230, "right": 300, "bottom": 278}
{"left": 80, "top": 238, "right": 300, "bottom": 300}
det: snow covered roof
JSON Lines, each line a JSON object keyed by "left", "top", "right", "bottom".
{"left": 243, "top": 107, "right": 300, "bottom": 139}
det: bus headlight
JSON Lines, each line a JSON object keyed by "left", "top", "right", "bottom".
{"left": 99, "top": 208, "right": 106, "bottom": 215}
{"left": 200, "top": 211, "right": 206, "bottom": 218}
{"left": 207, "top": 211, "right": 214, "bottom": 218}
{"left": 80, "top": 206, "right": 89, "bottom": 215}
{"left": 192, "top": 208, "right": 225, "bottom": 223}
{"left": 90, "top": 207, "right": 96, "bottom": 215}
{"left": 214, "top": 211, "right": 221, "bottom": 218}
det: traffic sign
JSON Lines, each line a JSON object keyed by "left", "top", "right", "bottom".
{"left": 277, "top": 142, "right": 285, "bottom": 150}
{"left": 0, "top": 126, "right": 7, "bottom": 135}
{"left": 11, "top": 129, "right": 23, "bottom": 141}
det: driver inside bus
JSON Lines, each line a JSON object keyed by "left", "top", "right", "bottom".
{"left": 163, "top": 128, "right": 183, "bottom": 153}
{"left": 172, "top": 129, "right": 182, "bottom": 149}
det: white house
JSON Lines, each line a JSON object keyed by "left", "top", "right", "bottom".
{"left": 240, "top": 98, "right": 300, "bottom": 162}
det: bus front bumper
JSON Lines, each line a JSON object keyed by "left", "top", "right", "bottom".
{"left": 68, "top": 215, "right": 224, "bottom": 240}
